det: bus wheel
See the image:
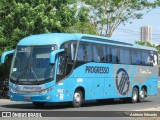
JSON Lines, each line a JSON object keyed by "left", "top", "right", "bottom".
{"left": 72, "top": 90, "right": 83, "bottom": 107}
{"left": 138, "top": 88, "right": 146, "bottom": 103}
{"left": 130, "top": 87, "right": 138, "bottom": 103}
{"left": 33, "top": 102, "right": 45, "bottom": 108}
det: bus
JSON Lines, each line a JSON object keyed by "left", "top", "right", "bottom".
{"left": 1, "top": 33, "right": 158, "bottom": 107}
{"left": 159, "top": 66, "right": 160, "bottom": 77}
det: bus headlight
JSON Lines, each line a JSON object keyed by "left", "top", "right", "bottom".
{"left": 40, "top": 86, "right": 54, "bottom": 94}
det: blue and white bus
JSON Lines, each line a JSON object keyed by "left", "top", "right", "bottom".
{"left": 1, "top": 33, "right": 158, "bottom": 107}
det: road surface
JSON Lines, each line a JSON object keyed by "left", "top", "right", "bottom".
{"left": 0, "top": 89, "right": 160, "bottom": 119}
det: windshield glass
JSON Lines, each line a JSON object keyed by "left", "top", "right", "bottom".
{"left": 10, "top": 45, "right": 56, "bottom": 83}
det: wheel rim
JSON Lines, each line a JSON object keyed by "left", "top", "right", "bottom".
{"left": 140, "top": 90, "right": 145, "bottom": 99}
{"left": 74, "top": 93, "right": 81, "bottom": 103}
{"left": 133, "top": 90, "right": 137, "bottom": 101}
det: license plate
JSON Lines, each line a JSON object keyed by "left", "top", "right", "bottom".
{"left": 24, "top": 96, "right": 32, "bottom": 100}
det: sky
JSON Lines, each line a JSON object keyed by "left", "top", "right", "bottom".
{"left": 112, "top": 8, "right": 160, "bottom": 45}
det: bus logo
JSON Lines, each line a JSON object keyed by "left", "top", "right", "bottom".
{"left": 116, "top": 68, "right": 130, "bottom": 95}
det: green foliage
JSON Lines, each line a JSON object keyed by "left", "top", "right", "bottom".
{"left": 0, "top": 0, "right": 79, "bottom": 49}
{"left": 136, "top": 41, "right": 160, "bottom": 54}
{"left": 66, "top": 21, "right": 98, "bottom": 35}
{"left": 0, "top": 0, "right": 90, "bottom": 79}
{"left": 83, "top": 0, "right": 159, "bottom": 37}
{"left": 66, "top": 5, "right": 98, "bottom": 35}
{"left": 136, "top": 41, "right": 156, "bottom": 48}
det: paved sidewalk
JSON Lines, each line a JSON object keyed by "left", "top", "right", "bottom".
{"left": 135, "top": 107, "right": 160, "bottom": 111}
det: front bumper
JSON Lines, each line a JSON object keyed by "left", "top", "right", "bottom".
{"left": 9, "top": 92, "right": 55, "bottom": 102}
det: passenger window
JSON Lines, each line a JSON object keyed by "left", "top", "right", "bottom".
{"left": 77, "top": 42, "right": 92, "bottom": 62}
{"left": 61, "top": 42, "right": 71, "bottom": 61}
{"left": 120, "top": 48, "right": 130, "bottom": 64}
{"left": 112, "top": 47, "right": 119, "bottom": 63}
{"left": 148, "top": 51, "right": 158, "bottom": 66}
{"left": 57, "top": 55, "right": 68, "bottom": 75}
{"left": 71, "top": 42, "right": 77, "bottom": 60}
{"left": 77, "top": 44, "right": 84, "bottom": 61}
{"left": 106, "top": 46, "right": 112, "bottom": 63}
{"left": 93, "top": 44, "right": 105, "bottom": 62}
{"left": 132, "top": 49, "right": 141, "bottom": 65}
{"left": 153, "top": 52, "right": 158, "bottom": 66}
{"left": 57, "top": 41, "right": 77, "bottom": 83}
{"left": 142, "top": 50, "right": 150, "bottom": 66}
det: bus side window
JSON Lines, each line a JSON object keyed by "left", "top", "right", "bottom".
{"left": 77, "top": 42, "right": 92, "bottom": 62}
{"left": 57, "top": 41, "right": 77, "bottom": 82}
{"left": 142, "top": 50, "right": 150, "bottom": 66}
{"left": 106, "top": 47, "right": 112, "bottom": 63}
{"left": 112, "top": 47, "right": 119, "bottom": 64}
{"left": 85, "top": 43, "right": 92, "bottom": 62}
{"left": 93, "top": 44, "right": 105, "bottom": 62}
{"left": 153, "top": 52, "right": 158, "bottom": 66}
{"left": 148, "top": 51, "right": 158, "bottom": 66}
{"left": 77, "top": 44, "right": 84, "bottom": 61}
{"left": 132, "top": 49, "right": 141, "bottom": 65}
{"left": 120, "top": 47, "right": 130, "bottom": 64}
{"left": 57, "top": 54, "right": 68, "bottom": 75}
{"left": 71, "top": 42, "right": 77, "bottom": 60}
{"left": 99, "top": 46, "right": 105, "bottom": 62}
{"left": 61, "top": 42, "right": 71, "bottom": 60}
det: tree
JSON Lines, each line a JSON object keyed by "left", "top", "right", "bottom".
{"left": 0, "top": 0, "right": 86, "bottom": 79}
{"left": 136, "top": 41, "right": 160, "bottom": 54}
{"left": 136, "top": 41, "right": 156, "bottom": 47}
{"left": 66, "top": 5, "right": 98, "bottom": 34}
{"left": 0, "top": 0, "right": 78, "bottom": 50}
{"left": 83, "top": 0, "right": 159, "bottom": 37}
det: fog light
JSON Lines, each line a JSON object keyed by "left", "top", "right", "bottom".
{"left": 46, "top": 95, "right": 50, "bottom": 100}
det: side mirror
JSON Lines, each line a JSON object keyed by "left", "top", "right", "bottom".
{"left": 1, "top": 50, "right": 15, "bottom": 64}
{"left": 50, "top": 49, "right": 64, "bottom": 64}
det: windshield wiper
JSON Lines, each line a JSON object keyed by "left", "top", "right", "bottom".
{"left": 30, "top": 66, "right": 39, "bottom": 82}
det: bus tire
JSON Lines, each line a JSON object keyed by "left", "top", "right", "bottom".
{"left": 138, "top": 88, "right": 146, "bottom": 103}
{"left": 33, "top": 102, "right": 45, "bottom": 108}
{"left": 72, "top": 89, "right": 83, "bottom": 107}
{"left": 130, "top": 87, "right": 138, "bottom": 103}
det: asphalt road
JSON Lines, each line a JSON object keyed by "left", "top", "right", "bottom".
{"left": 0, "top": 89, "right": 160, "bottom": 119}
{"left": 1, "top": 90, "right": 160, "bottom": 111}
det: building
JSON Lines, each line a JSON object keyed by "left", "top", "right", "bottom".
{"left": 140, "top": 25, "right": 152, "bottom": 42}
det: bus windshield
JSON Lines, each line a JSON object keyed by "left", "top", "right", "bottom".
{"left": 10, "top": 45, "right": 55, "bottom": 84}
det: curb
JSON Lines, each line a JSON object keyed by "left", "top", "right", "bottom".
{"left": 134, "top": 107, "right": 160, "bottom": 111}
{"left": 0, "top": 99, "right": 10, "bottom": 101}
